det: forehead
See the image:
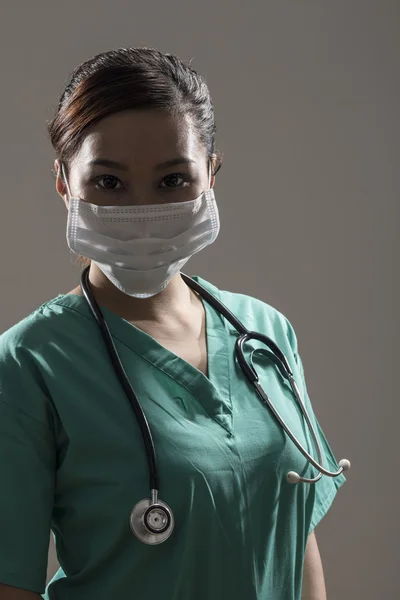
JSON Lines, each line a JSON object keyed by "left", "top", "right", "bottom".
{"left": 74, "top": 109, "right": 204, "bottom": 166}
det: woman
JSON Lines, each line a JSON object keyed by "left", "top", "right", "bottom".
{"left": 0, "top": 47, "right": 347, "bottom": 600}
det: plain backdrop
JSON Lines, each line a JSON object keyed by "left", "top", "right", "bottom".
{"left": 0, "top": 1, "right": 398, "bottom": 598}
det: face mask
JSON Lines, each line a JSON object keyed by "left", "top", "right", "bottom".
{"left": 61, "top": 161, "right": 220, "bottom": 298}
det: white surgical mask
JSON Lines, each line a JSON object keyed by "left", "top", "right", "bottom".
{"left": 62, "top": 161, "right": 220, "bottom": 298}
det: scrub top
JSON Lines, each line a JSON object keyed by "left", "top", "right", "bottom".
{"left": 0, "top": 275, "right": 346, "bottom": 600}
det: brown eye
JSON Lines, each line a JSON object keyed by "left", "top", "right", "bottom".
{"left": 92, "top": 175, "right": 123, "bottom": 190}
{"left": 160, "top": 173, "right": 191, "bottom": 188}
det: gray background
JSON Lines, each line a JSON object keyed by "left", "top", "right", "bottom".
{"left": 0, "top": 1, "right": 398, "bottom": 598}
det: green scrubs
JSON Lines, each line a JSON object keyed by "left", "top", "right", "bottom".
{"left": 0, "top": 275, "right": 345, "bottom": 599}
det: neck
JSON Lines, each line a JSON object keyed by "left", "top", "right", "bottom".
{"left": 82, "top": 262, "right": 198, "bottom": 325}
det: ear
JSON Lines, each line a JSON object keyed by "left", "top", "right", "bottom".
{"left": 210, "top": 155, "right": 217, "bottom": 189}
{"left": 54, "top": 159, "right": 69, "bottom": 208}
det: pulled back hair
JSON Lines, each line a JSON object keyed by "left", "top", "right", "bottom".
{"left": 47, "top": 46, "right": 223, "bottom": 180}
{"left": 46, "top": 46, "right": 223, "bottom": 269}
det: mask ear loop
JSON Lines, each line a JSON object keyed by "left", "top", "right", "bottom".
{"left": 59, "top": 161, "right": 73, "bottom": 199}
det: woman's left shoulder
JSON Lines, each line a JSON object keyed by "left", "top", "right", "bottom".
{"left": 223, "top": 287, "right": 290, "bottom": 329}
{"left": 193, "top": 275, "right": 297, "bottom": 347}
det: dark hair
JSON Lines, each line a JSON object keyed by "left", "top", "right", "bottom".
{"left": 47, "top": 46, "right": 223, "bottom": 180}
{"left": 47, "top": 47, "right": 223, "bottom": 269}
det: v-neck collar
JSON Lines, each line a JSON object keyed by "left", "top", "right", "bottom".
{"left": 51, "top": 275, "right": 233, "bottom": 435}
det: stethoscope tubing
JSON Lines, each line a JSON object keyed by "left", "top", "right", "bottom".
{"left": 182, "top": 275, "right": 341, "bottom": 479}
{"left": 80, "top": 267, "right": 159, "bottom": 492}
{"left": 80, "top": 266, "right": 346, "bottom": 494}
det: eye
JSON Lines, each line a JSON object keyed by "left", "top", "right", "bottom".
{"left": 89, "top": 172, "right": 192, "bottom": 192}
{"left": 91, "top": 174, "right": 123, "bottom": 191}
{"left": 160, "top": 173, "right": 192, "bottom": 188}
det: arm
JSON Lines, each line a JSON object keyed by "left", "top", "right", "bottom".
{"left": 0, "top": 376, "right": 55, "bottom": 597}
{"left": 0, "top": 584, "right": 42, "bottom": 599}
{"left": 301, "top": 531, "right": 327, "bottom": 600}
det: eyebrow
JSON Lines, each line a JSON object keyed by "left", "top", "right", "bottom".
{"left": 87, "top": 157, "right": 196, "bottom": 171}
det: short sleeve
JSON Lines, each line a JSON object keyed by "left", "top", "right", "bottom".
{"left": 0, "top": 339, "right": 56, "bottom": 593}
{"left": 284, "top": 317, "right": 347, "bottom": 535}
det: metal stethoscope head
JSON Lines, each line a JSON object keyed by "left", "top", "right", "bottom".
{"left": 79, "top": 266, "right": 351, "bottom": 545}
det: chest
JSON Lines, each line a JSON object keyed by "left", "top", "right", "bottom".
{"left": 129, "top": 306, "right": 209, "bottom": 376}
{"left": 148, "top": 335, "right": 208, "bottom": 376}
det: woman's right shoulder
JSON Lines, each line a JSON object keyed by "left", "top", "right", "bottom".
{"left": 0, "top": 296, "right": 78, "bottom": 425}
{"left": 0, "top": 295, "right": 68, "bottom": 359}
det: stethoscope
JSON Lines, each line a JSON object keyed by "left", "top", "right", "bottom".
{"left": 80, "top": 265, "right": 351, "bottom": 545}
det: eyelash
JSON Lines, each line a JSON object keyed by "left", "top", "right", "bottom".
{"left": 90, "top": 173, "right": 193, "bottom": 192}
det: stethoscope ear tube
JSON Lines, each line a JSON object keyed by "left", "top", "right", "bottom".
{"left": 228, "top": 314, "right": 350, "bottom": 484}
{"left": 235, "top": 332, "right": 294, "bottom": 383}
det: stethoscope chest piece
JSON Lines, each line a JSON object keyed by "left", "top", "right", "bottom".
{"left": 130, "top": 495, "right": 174, "bottom": 545}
